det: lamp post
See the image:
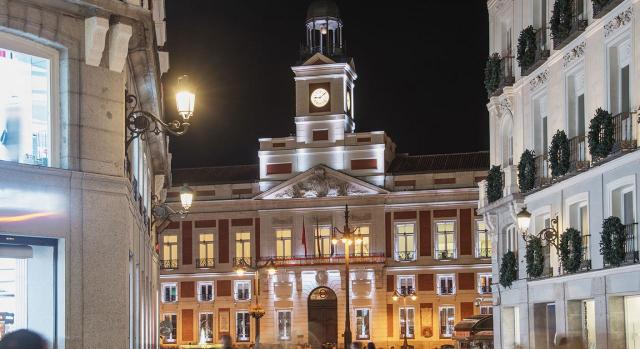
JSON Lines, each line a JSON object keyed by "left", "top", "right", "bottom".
{"left": 331, "top": 205, "right": 360, "bottom": 349}
{"left": 152, "top": 183, "right": 194, "bottom": 235}
{"left": 392, "top": 288, "right": 417, "bottom": 349}
{"left": 234, "top": 258, "right": 277, "bottom": 349}
{"left": 516, "top": 207, "right": 560, "bottom": 249}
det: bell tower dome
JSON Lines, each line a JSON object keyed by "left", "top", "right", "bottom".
{"left": 302, "top": 0, "right": 345, "bottom": 61}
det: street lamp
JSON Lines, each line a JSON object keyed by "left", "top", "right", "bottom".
{"left": 392, "top": 287, "right": 417, "bottom": 349}
{"left": 517, "top": 207, "right": 560, "bottom": 249}
{"left": 331, "top": 205, "right": 358, "bottom": 349}
{"left": 152, "top": 184, "right": 194, "bottom": 234}
{"left": 125, "top": 75, "right": 195, "bottom": 149}
{"left": 235, "top": 258, "right": 278, "bottom": 349}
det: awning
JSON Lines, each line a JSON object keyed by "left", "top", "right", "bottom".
{"left": 453, "top": 315, "right": 493, "bottom": 340}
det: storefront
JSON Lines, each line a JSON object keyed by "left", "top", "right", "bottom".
{"left": 452, "top": 315, "right": 493, "bottom": 349}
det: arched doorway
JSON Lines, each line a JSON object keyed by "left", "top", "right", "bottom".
{"left": 308, "top": 286, "right": 337, "bottom": 349}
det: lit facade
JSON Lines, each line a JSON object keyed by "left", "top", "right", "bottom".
{"left": 483, "top": 0, "right": 640, "bottom": 348}
{"left": 0, "top": 0, "right": 170, "bottom": 348}
{"left": 158, "top": 2, "right": 491, "bottom": 349}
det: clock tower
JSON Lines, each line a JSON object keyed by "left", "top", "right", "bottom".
{"left": 292, "top": 0, "right": 356, "bottom": 144}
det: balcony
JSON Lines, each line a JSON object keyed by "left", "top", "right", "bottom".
{"left": 434, "top": 248, "right": 456, "bottom": 260}
{"left": 395, "top": 251, "right": 416, "bottom": 262}
{"left": 569, "top": 135, "right": 589, "bottom": 172}
{"left": 494, "top": 55, "right": 515, "bottom": 97}
{"left": 623, "top": 223, "right": 639, "bottom": 264}
{"left": 552, "top": 1, "right": 588, "bottom": 50}
{"left": 159, "top": 259, "right": 178, "bottom": 270}
{"left": 521, "top": 28, "right": 550, "bottom": 76}
{"left": 259, "top": 253, "right": 386, "bottom": 267}
{"left": 233, "top": 257, "right": 252, "bottom": 268}
{"left": 612, "top": 112, "right": 637, "bottom": 153}
{"left": 534, "top": 154, "right": 551, "bottom": 188}
{"left": 476, "top": 247, "right": 492, "bottom": 259}
{"left": 593, "top": 0, "right": 626, "bottom": 18}
{"left": 580, "top": 234, "right": 592, "bottom": 272}
{"left": 196, "top": 258, "right": 215, "bottom": 269}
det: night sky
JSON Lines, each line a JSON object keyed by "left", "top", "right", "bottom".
{"left": 163, "top": 1, "right": 489, "bottom": 168}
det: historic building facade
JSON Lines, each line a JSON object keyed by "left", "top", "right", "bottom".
{"left": 482, "top": 0, "right": 640, "bottom": 348}
{"left": 158, "top": 2, "right": 491, "bottom": 349}
{"left": 0, "top": 0, "right": 170, "bottom": 348}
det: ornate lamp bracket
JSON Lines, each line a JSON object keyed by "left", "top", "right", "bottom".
{"left": 125, "top": 94, "right": 190, "bottom": 150}
{"left": 522, "top": 216, "right": 560, "bottom": 249}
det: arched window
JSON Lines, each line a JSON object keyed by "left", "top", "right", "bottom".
{"left": 500, "top": 116, "right": 514, "bottom": 167}
{"left": 0, "top": 32, "right": 58, "bottom": 167}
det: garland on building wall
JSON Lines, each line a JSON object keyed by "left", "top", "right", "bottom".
{"left": 549, "top": 130, "right": 570, "bottom": 177}
{"left": 588, "top": 108, "right": 615, "bottom": 160}
{"left": 499, "top": 251, "right": 518, "bottom": 288}
{"left": 550, "top": 0, "right": 574, "bottom": 42}
{"left": 517, "top": 149, "right": 536, "bottom": 192}
{"left": 559, "top": 228, "right": 583, "bottom": 273}
{"left": 599, "top": 216, "right": 627, "bottom": 267}
{"left": 484, "top": 53, "right": 501, "bottom": 94}
{"left": 517, "top": 26, "right": 537, "bottom": 71}
{"left": 487, "top": 165, "right": 503, "bottom": 203}
{"left": 525, "top": 236, "right": 545, "bottom": 278}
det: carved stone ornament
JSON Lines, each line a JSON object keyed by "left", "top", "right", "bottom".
{"left": 604, "top": 7, "right": 633, "bottom": 38}
{"left": 562, "top": 42, "right": 586, "bottom": 67}
{"left": 529, "top": 68, "right": 549, "bottom": 91}
{"left": 499, "top": 98, "right": 513, "bottom": 118}
{"left": 315, "top": 270, "right": 328, "bottom": 285}
{"left": 274, "top": 167, "right": 371, "bottom": 199}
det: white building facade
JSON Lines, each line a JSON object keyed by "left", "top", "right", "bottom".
{"left": 482, "top": 0, "right": 640, "bottom": 348}
{"left": 0, "top": 0, "right": 170, "bottom": 348}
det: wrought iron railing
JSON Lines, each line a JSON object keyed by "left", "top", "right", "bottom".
{"left": 159, "top": 259, "right": 178, "bottom": 270}
{"left": 233, "top": 257, "right": 252, "bottom": 268}
{"left": 199, "top": 293, "right": 213, "bottom": 302}
{"left": 593, "top": 0, "right": 625, "bottom": 18}
{"left": 612, "top": 112, "right": 636, "bottom": 153}
{"left": 437, "top": 285, "right": 456, "bottom": 295}
{"left": 580, "top": 234, "right": 592, "bottom": 271}
{"left": 569, "top": 135, "right": 589, "bottom": 172}
{"left": 553, "top": 0, "right": 588, "bottom": 49}
{"left": 395, "top": 251, "right": 416, "bottom": 262}
{"left": 196, "top": 258, "right": 215, "bottom": 269}
{"left": 499, "top": 55, "right": 515, "bottom": 90}
{"left": 259, "top": 253, "right": 386, "bottom": 267}
{"left": 522, "top": 28, "right": 550, "bottom": 76}
{"left": 624, "top": 223, "right": 639, "bottom": 264}
{"left": 476, "top": 247, "right": 492, "bottom": 258}
{"left": 478, "top": 285, "right": 492, "bottom": 294}
{"left": 534, "top": 154, "right": 551, "bottom": 187}
{"left": 399, "top": 286, "right": 415, "bottom": 295}
{"left": 434, "top": 248, "right": 457, "bottom": 260}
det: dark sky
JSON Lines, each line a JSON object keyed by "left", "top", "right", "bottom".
{"left": 163, "top": 1, "right": 489, "bottom": 168}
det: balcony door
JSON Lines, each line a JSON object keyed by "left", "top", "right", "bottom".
{"left": 307, "top": 287, "right": 337, "bottom": 349}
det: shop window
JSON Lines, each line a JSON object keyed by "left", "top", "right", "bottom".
{"left": 277, "top": 310, "right": 292, "bottom": 340}
{"left": 236, "top": 311, "right": 250, "bottom": 342}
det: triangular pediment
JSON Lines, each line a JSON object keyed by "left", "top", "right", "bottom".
{"left": 302, "top": 52, "right": 336, "bottom": 66}
{"left": 256, "top": 165, "right": 387, "bottom": 200}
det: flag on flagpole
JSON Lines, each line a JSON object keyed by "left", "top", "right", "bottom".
{"left": 301, "top": 219, "right": 308, "bottom": 257}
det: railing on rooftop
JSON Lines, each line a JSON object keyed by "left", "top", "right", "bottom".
{"left": 259, "top": 253, "right": 386, "bottom": 267}
{"left": 569, "top": 135, "right": 589, "bottom": 172}
{"left": 159, "top": 259, "right": 178, "bottom": 270}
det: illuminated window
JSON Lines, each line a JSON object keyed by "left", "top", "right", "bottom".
{"left": 478, "top": 274, "right": 492, "bottom": 294}
{"left": 0, "top": 34, "right": 56, "bottom": 166}
{"left": 356, "top": 308, "right": 370, "bottom": 340}
{"left": 234, "top": 280, "right": 251, "bottom": 301}
{"left": 198, "top": 233, "right": 214, "bottom": 268}
{"left": 395, "top": 223, "right": 416, "bottom": 261}
{"left": 353, "top": 226, "right": 370, "bottom": 257}
{"left": 235, "top": 231, "right": 251, "bottom": 261}
{"left": 397, "top": 275, "right": 415, "bottom": 295}
{"left": 236, "top": 311, "right": 250, "bottom": 342}
{"left": 199, "top": 312, "right": 214, "bottom": 343}
{"left": 162, "top": 313, "right": 177, "bottom": 343}
{"left": 480, "top": 305, "right": 493, "bottom": 315}
{"left": 437, "top": 275, "right": 455, "bottom": 295}
{"left": 162, "top": 235, "right": 178, "bottom": 269}
{"left": 439, "top": 306, "right": 455, "bottom": 337}
{"left": 314, "top": 225, "right": 332, "bottom": 257}
{"left": 198, "top": 281, "right": 213, "bottom": 302}
{"left": 399, "top": 307, "right": 415, "bottom": 338}
{"left": 162, "top": 283, "right": 177, "bottom": 303}
{"left": 277, "top": 310, "right": 292, "bottom": 340}
{"left": 435, "top": 220, "right": 456, "bottom": 259}
{"left": 476, "top": 220, "right": 491, "bottom": 258}
{"left": 275, "top": 228, "right": 292, "bottom": 259}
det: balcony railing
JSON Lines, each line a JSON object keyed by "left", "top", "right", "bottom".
{"left": 593, "top": 0, "right": 626, "bottom": 18}
{"left": 476, "top": 247, "right": 492, "bottom": 259}
{"left": 624, "top": 223, "right": 639, "bottom": 264}
{"left": 233, "top": 257, "right": 252, "bottom": 267}
{"left": 395, "top": 251, "right": 416, "bottom": 262}
{"left": 159, "top": 259, "right": 178, "bottom": 270}
{"left": 569, "top": 135, "right": 589, "bottom": 172}
{"left": 196, "top": 258, "right": 215, "bottom": 269}
{"left": 399, "top": 286, "right": 415, "bottom": 295}
{"left": 580, "top": 234, "right": 592, "bottom": 271}
{"left": 478, "top": 285, "right": 492, "bottom": 294}
{"left": 612, "top": 112, "right": 637, "bottom": 154}
{"left": 259, "top": 253, "right": 386, "bottom": 267}
{"left": 521, "top": 28, "right": 550, "bottom": 76}
{"left": 434, "top": 248, "right": 457, "bottom": 260}
{"left": 553, "top": 1, "right": 588, "bottom": 50}
{"left": 534, "top": 154, "right": 551, "bottom": 187}
{"left": 437, "top": 286, "right": 456, "bottom": 295}
{"left": 499, "top": 55, "right": 515, "bottom": 90}
{"left": 528, "top": 265, "right": 554, "bottom": 280}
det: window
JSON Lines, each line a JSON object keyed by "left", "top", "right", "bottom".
{"left": 353, "top": 225, "right": 370, "bottom": 257}
{"left": 199, "top": 312, "right": 214, "bottom": 343}
{"left": 480, "top": 305, "right": 493, "bottom": 315}
{"left": 236, "top": 311, "right": 250, "bottom": 342}
{"left": 435, "top": 220, "right": 456, "bottom": 259}
{"left": 275, "top": 228, "right": 292, "bottom": 259}
{"left": 162, "top": 283, "right": 177, "bottom": 303}
{"left": 478, "top": 274, "right": 492, "bottom": 294}
{"left": 569, "top": 201, "right": 589, "bottom": 261}
{"left": 502, "top": 225, "right": 517, "bottom": 255}
{"left": 198, "top": 233, "right": 215, "bottom": 268}
{"left": 0, "top": 36, "right": 56, "bottom": 166}
{"left": 476, "top": 220, "right": 491, "bottom": 258}
{"left": 235, "top": 280, "right": 251, "bottom": 301}
{"left": 162, "top": 235, "right": 178, "bottom": 269}
{"left": 439, "top": 306, "right": 455, "bottom": 337}
{"left": 356, "top": 309, "right": 370, "bottom": 340}
{"left": 235, "top": 231, "right": 251, "bottom": 262}
{"left": 399, "top": 307, "right": 415, "bottom": 339}
{"left": 198, "top": 281, "right": 213, "bottom": 302}
{"left": 501, "top": 117, "right": 514, "bottom": 167}
{"left": 162, "top": 313, "right": 177, "bottom": 343}
{"left": 314, "top": 225, "right": 332, "bottom": 257}
{"left": 533, "top": 94, "right": 549, "bottom": 157}
{"left": 277, "top": 310, "right": 292, "bottom": 340}
{"left": 397, "top": 275, "right": 415, "bottom": 295}
{"left": 608, "top": 39, "right": 631, "bottom": 115}
{"left": 312, "top": 129, "right": 329, "bottom": 141}
{"left": 395, "top": 223, "right": 416, "bottom": 261}
{"left": 437, "top": 275, "right": 455, "bottom": 295}
{"left": 612, "top": 185, "right": 635, "bottom": 225}
{"left": 567, "top": 70, "right": 586, "bottom": 161}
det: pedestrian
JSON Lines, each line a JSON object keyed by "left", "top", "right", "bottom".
{"left": 367, "top": 342, "right": 376, "bottom": 349}
{"left": 221, "top": 334, "right": 233, "bottom": 349}
{"left": 0, "top": 329, "right": 47, "bottom": 349}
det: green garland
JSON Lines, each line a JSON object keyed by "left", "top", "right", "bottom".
{"left": 592, "top": 0, "right": 611, "bottom": 16}
{"left": 550, "top": 0, "right": 574, "bottom": 43}
{"left": 484, "top": 53, "right": 501, "bottom": 95}
{"left": 525, "top": 236, "right": 545, "bottom": 278}
{"left": 517, "top": 149, "right": 536, "bottom": 192}
{"left": 559, "top": 228, "right": 583, "bottom": 273}
{"left": 588, "top": 108, "right": 615, "bottom": 160}
{"left": 499, "top": 251, "right": 518, "bottom": 288}
{"left": 549, "top": 130, "right": 570, "bottom": 177}
{"left": 599, "top": 216, "right": 626, "bottom": 267}
{"left": 487, "top": 165, "right": 503, "bottom": 203}
{"left": 517, "top": 26, "right": 537, "bottom": 72}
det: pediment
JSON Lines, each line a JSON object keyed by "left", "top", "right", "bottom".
{"left": 302, "top": 52, "right": 336, "bottom": 66}
{"left": 257, "top": 166, "right": 387, "bottom": 200}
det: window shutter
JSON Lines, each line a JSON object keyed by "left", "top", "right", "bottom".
{"left": 418, "top": 273, "right": 434, "bottom": 291}
{"left": 458, "top": 273, "right": 475, "bottom": 290}
{"left": 387, "top": 274, "right": 395, "bottom": 292}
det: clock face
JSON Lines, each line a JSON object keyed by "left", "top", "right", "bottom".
{"left": 310, "top": 88, "right": 330, "bottom": 108}
{"left": 346, "top": 91, "right": 352, "bottom": 111}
